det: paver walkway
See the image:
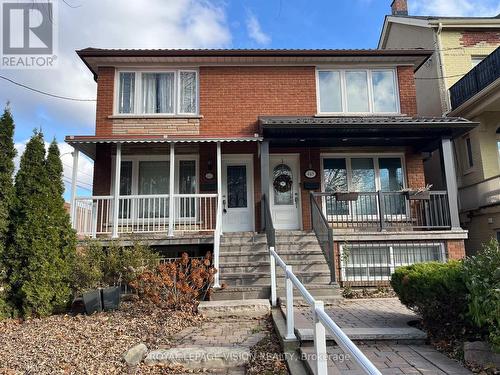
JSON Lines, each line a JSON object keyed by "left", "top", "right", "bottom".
{"left": 285, "top": 298, "right": 473, "bottom": 375}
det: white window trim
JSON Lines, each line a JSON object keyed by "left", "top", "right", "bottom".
{"left": 339, "top": 242, "right": 446, "bottom": 282}
{"left": 110, "top": 154, "right": 199, "bottom": 196}
{"left": 315, "top": 68, "right": 401, "bottom": 115}
{"left": 462, "top": 134, "right": 475, "bottom": 175}
{"left": 114, "top": 68, "right": 199, "bottom": 116}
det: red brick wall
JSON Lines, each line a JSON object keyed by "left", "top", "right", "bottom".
{"left": 447, "top": 240, "right": 466, "bottom": 259}
{"left": 92, "top": 144, "right": 112, "bottom": 195}
{"left": 397, "top": 66, "right": 417, "bottom": 116}
{"left": 405, "top": 150, "right": 426, "bottom": 189}
{"left": 95, "top": 67, "right": 115, "bottom": 136}
{"left": 460, "top": 31, "right": 500, "bottom": 47}
{"left": 93, "top": 64, "right": 419, "bottom": 137}
{"left": 198, "top": 66, "right": 317, "bottom": 137}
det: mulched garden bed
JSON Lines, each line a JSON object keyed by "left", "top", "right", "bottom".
{"left": 342, "top": 286, "right": 396, "bottom": 299}
{"left": 0, "top": 300, "right": 205, "bottom": 374}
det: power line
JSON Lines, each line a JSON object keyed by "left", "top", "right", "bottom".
{"left": 0, "top": 75, "right": 96, "bottom": 102}
{"left": 415, "top": 73, "right": 466, "bottom": 80}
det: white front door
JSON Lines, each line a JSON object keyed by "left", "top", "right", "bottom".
{"left": 269, "top": 155, "right": 301, "bottom": 230}
{"left": 221, "top": 155, "right": 254, "bottom": 232}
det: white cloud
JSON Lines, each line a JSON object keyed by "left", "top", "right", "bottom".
{"left": 246, "top": 11, "right": 271, "bottom": 45}
{"left": 14, "top": 140, "right": 94, "bottom": 196}
{"left": 410, "top": 0, "right": 500, "bottom": 17}
{"left": 1, "top": 0, "right": 233, "bottom": 194}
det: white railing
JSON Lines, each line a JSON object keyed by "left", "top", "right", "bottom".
{"left": 269, "top": 247, "right": 382, "bottom": 375}
{"left": 74, "top": 196, "right": 113, "bottom": 236}
{"left": 213, "top": 201, "right": 223, "bottom": 288}
{"left": 73, "top": 194, "right": 218, "bottom": 237}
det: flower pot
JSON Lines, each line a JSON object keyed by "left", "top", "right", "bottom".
{"left": 404, "top": 191, "right": 431, "bottom": 200}
{"left": 82, "top": 289, "right": 103, "bottom": 315}
{"left": 335, "top": 192, "right": 359, "bottom": 201}
{"left": 101, "top": 286, "right": 121, "bottom": 311}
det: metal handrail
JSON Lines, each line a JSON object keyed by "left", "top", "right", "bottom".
{"left": 213, "top": 197, "right": 222, "bottom": 288}
{"left": 310, "top": 192, "right": 336, "bottom": 284}
{"left": 262, "top": 194, "right": 276, "bottom": 249}
{"left": 269, "top": 246, "right": 382, "bottom": 375}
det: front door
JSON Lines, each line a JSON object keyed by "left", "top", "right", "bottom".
{"left": 270, "top": 155, "right": 301, "bottom": 230}
{"left": 222, "top": 156, "right": 254, "bottom": 232}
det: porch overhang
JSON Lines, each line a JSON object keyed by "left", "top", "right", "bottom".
{"left": 65, "top": 135, "right": 263, "bottom": 160}
{"left": 259, "top": 116, "right": 478, "bottom": 152}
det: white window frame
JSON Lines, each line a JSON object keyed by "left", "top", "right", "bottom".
{"left": 320, "top": 153, "right": 407, "bottom": 221}
{"left": 315, "top": 68, "right": 401, "bottom": 115}
{"left": 339, "top": 242, "right": 446, "bottom": 282}
{"left": 114, "top": 68, "right": 199, "bottom": 116}
{"left": 462, "top": 134, "right": 475, "bottom": 175}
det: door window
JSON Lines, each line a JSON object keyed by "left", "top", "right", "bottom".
{"left": 227, "top": 165, "right": 247, "bottom": 208}
{"left": 273, "top": 164, "right": 293, "bottom": 205}
{"left": 178, "top": 160, "right": 196, "bottom": 218}
{"left": 138, "top": 161, "right": 169, "bottom": 218}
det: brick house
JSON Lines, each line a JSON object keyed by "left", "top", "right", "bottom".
{"left": 66, "top": 48, "right": 475, "bottom": 296}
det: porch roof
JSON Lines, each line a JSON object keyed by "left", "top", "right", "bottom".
{"left": 259, "top": 116, "right": 478, "bottom": 151}
{"left": 65, "top": 135, "right": 262, "bottom": 159}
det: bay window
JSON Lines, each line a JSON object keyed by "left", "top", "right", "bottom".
{"left": 116, "top": 70, "right": 198, "bottom": 115}
{"left": 317, "top": 69, "right": 399, "bottom": 114}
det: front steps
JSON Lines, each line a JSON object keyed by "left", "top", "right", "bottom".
{"left": 212, "top": 231, "right": 340, "bottom": 301}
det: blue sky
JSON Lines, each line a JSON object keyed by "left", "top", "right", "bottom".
{"left": 1, "top": 0, "right": 499, "bottom": 199}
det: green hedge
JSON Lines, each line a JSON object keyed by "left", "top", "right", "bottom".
{"left": 391, "top": 261, "right": 469, "bottom": 334}
{"left": 463, "top": 240, "right": 500, "bottom": 352}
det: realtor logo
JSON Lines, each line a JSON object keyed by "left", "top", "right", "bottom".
{"left": 1, "top": 1, "right": 58, "bottom": 68}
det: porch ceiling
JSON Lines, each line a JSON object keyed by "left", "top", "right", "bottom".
{"left": 259, "top": 116, "right": 478, "bottom": 151}
{"left": 65, "top": 135, "right": 262, "bottom": 160}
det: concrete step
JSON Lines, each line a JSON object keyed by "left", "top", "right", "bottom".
{"left": 220, "top": 271, "right": 332, "bottom": 286}
{"left": 198, "top": 299, "right": 270, "bottom": 318}
{"left": 211, "top": 286, "right": 271, "bottom": 300}
{"left": 219, "top": 260, "right": 330, "bottom": 274}
{"left": 219, "top": 243, "right": 268, "bottom": 252}
{"left": 277, "top": 285, "right": 341, "bottom": 301}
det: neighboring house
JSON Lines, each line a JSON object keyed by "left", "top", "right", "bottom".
{"left": 448, "top": 47, "right": 500, "bottom": 253}
{"left": 66, "top": 48, "right": 475, "bottom": 296}
{"left": 379, "top": 0, "right": 500, "bottom": 253}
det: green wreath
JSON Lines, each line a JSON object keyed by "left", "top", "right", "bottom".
{"left": 273, "top": 174, "right": 292, "bottom": 193}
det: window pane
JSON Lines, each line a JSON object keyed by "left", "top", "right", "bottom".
{"left": 119, "top": 161, "right": 133, "bottom": 219}
{"left": 466, "top": 137, "right": 474, "bottom": 167}
{"left": 345, "top": 71, "right": 369, "bottom": 112}
{"left": 142, "top": 73, "right": 175, "bottom": 114}
{"left": 273, "top": 164, "right": 293, "bottom": 205}
{"left": 180, "top": 72, "right": 197, "bottom": 114}
{"left": 379, "top": 158, "right": 403, "bottom": 191}
{"left": 118, "top": 73, "right": 135, "bottom": 114}
{"left": 178, "top": 160, "right": 196, "bottom": 218}
{"left": 139, "top": 161, "right": 170, "bottom": 219}
{"left": 318, "top": 71, "right": 342, "bottom": 112}
{"left": 227, "top": 166, "right": 247, "bottom": 208}
{"left": 351, "top": 158, "right": 376, "bottom": 215}
{"left": 323, "top": 158, "right": 348, "bottom": 216}
{"left": 372, "top": 71, "right": 397, "bottom": 113}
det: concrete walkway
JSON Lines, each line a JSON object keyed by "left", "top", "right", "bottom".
{"left": 280, "top": 298, "right": 472, "bottom": 375}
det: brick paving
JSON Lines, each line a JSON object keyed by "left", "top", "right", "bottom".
{"left": 301, "top": 344, "right": 472, "bottom": 375}
{"left": 293, "top": 298, "right": 419, "bottom": 329}
{"left": 172, "top": 317, "right": 267, "bottom": 348}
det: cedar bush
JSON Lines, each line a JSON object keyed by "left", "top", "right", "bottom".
{"left": 463, "top": 240, "right": 500, "bottom": 352}
{"left": 130, "top": 252, "right": 216, "bottom": 312}
{"left": 70, "top": 239, "right": 159, "bottom": 295}
{"left": 5, "top": 131, "right": 74, "bottom": 317}
{"left": 390, "top": 261, "right": 469, "bottom": 335}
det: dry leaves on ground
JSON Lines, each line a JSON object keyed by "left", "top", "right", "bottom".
{"left": 0, "top": 300, "right": 205, "bottom": 375}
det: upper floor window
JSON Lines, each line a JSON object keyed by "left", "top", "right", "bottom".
{"left": 317, "top": 69, "right": 399, "bottom": 114}
{"left": 117, "top": 70, "right": 198, "bottom": 115}
{"left": 471, "top": 56, "right": 486, "bottom": 68}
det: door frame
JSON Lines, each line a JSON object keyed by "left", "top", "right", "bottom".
{"left": 269, "top": 153, "right": 303, "bottom": 230}
{"left": 221, "top": 154, "right": 255, "bottom": 232}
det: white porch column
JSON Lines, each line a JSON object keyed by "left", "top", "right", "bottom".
{"left": 216, "top": 142, "right": 222, "bottom": 213}
{"left": 70, "top": 149, "right": 79, "bottom": 228}
{"left": 112, "top": 143, "right": 122, "bottom": 238}
{"left": 168, "top": 143, "right": 176, "bottom": 237}
{"left": 441, "top": 137, "right": 461, "bottom": 229}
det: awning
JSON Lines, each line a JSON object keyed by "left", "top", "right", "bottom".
{"left": 65, "top": 135, "right": 263, "bottom": 159}
{"left": 259, "top": 116, "right": 478, "bottom": 151}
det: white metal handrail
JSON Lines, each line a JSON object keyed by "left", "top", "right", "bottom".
{"left": 269, "top": 246, "right": 382, "bottom": 375}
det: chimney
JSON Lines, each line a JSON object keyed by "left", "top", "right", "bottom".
{"left": 391, "top": 0, "right": 408, "bottom": 16}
